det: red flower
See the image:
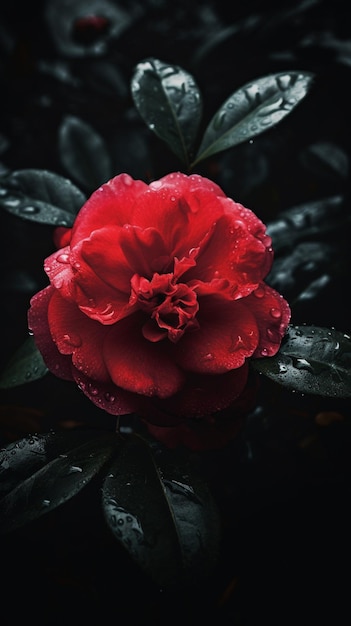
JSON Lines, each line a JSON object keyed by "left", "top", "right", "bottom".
{"left": 28, "top": 172, "right": 290, "bottom": 448}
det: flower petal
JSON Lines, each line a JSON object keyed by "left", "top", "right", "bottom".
{"left": 248, "top": 284, "right": 291, "bottom": 358}
{"left": 28, "top": 286, "right": 73, "bottom": 380}
{"left": 70, "top": 173, "right": 148, "bottom": 246}
{"left": 103, "top": 313, "right": 184, "bottom": 398}
{"left": 72, "top": 370, "right": 141, "bottom": 416}
{"left": 47, "top": 291, "right": 111, "bottom": 381}
{"left": 188, "top": 213, "right": 273, "bottom": 298}
{"left": 145, "top": 363, "right": 249, "bottom": 419}
{"left": 174, "top": 296, "right": 259, "bottom": 374}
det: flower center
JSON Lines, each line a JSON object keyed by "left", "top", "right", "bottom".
{"left": 129, "top": 272, "right": 199, "bottom": 343}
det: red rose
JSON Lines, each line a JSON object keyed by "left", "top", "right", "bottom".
{"left": 28, "top": 172, "right": 290, "bottom": 447}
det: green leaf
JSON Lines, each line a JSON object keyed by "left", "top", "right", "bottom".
{"left": 251, "top": 325, "right": 351, "bottom": 398}
{"left": 0, "top": 335, "right": 48, "bottom": 388}
{"left": 101, "top": 435, "right": 221, "bottom": 588}
{"left": 0, "top": 432, "right": 117, "bottom": 534}
{"left": 193, "top": 71, "right": 315, "bottom": 166}
{"left": 0, "top": 169, "right": 86, "bottom": 226}
{"left": 131, "top": 57, "right": 203, "bottom": 167}
{"left": 58, "top": 115, "right": 114, "bottom": 192}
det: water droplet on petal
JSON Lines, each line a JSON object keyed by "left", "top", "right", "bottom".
{"left": 270, "top": 307, "right": 282, "bottom": 319}
{"left": 203, "top": 353, "right": 214, "bottom": 361}
{"left": 57, "top": 253, "right": 70, "bottom": 264}
{"left": 254, "top": 286, "right": 265, "bottom": 298}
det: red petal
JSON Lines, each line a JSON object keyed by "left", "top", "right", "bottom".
{"left": 47, "top": 291, "right": 111, "bottom": 381}
{"left": 103, "top": 313, "right": 184, "bottom": 398}
{"left": 174, "top": 297, "right": 259, "bottom": 374}
{"left": 189, "top": 214, "right": 273, "bottom": 298}
{"left": 144, "top": 363, "right": 249, "bottom": 419}
{"left": 71, "top": 174, "right": 148, "bottom": 246}
{"left": 72, "top": 370, "right": 140, "bottom": 416}
{"left": 27, "top": 286, "right": 73, "bottom": 380}
{"left": 248, "top": 284, "right": 291, "bottom": 358}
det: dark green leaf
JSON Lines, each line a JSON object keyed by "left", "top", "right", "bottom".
{"left": 267, "top": 195, "right": 348, "bottom": 254}
{"left": 101, "top": 435, "right": 221, "bottom": 588}
{"left": 58, "top": 115, "right": 113, "bottom": 191}
{"left": 193, "top": 71, "right": 314, "bottom": 165}
{"left": 0, "top": 169, "right": 85, "bottom": 226}
{"left": 251, "top": 325, "right": 351, "bottom": 398}
{"left": 0, "top": 429, "right": 109, "bottom": 498}
{"left": 0, "top": 335, "right": 48, "bottom": 389}
{"left": 131, "top": 57, "right": 203, "bottom": 167}
{"left": 0, "top": 432, "right": 117, "bottom": 534}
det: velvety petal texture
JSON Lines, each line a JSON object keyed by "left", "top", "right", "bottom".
{"left": 28, "top": 172, "right": 291, "bottom": 449}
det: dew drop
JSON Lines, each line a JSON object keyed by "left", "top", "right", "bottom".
{"left": 57, "top": 253, "right": 70, "bottom": 264}
{"left": 42, "top": 499, "right": 51, "bottom": 507}
{"left": 104, "top": 391, "right": 116, "bottom": 402}
{"left": 270, "top": 307, "right": 282, "bottom": 319}
{"left": 203, "top": 353, "right": 214, "bottom": 361}
{"left": 4, "top": 196, "right": 20, "bottom": 207}
{"left": 254, "top": 286, "right": 265, "bottom": 298}
{"left": 22, "top": 205, "right": 39, "bottom": 214}
{"left": 63, "top": 333, "right": 82, "bottom": 348}
{"left": 68, "top": 465, "right": 83, "bottom": 474}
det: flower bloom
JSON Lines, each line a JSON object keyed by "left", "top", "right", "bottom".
{"left": 28, "top": 172, "right": 290, "bottom": 448}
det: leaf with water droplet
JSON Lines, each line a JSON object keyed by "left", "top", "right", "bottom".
{"left": 0, "top": 432, "right": 117, "bottom": 534}
{"left": 0, "top": 336, "right": 48, "bottom": 389}
{"left": 101, "top": 434, "right": 221, "bottom": 588}
{"left": 58, "top": 115, "right": 113, "bottom": 192}
{"left": 193, "top": 71, "right": 315, "bottom": 165}
{"left": 266, "top": 195, "right": 348, "bottom": 254}
{"left": 131, "top": 57, "right": 203, "bottom": 167}
{"left": 251, "top": 324, "right": 351, "bottom": 398}
{"left": 0, "top": 169, "right": 86, "bottom": 225}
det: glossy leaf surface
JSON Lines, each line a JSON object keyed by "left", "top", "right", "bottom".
{"left": 193, "top": 71, "right": 314, "bottom": 165}
{"left": 0, "top": 431, "right": 117, "bottom": 534}
{"left": 0, "top": 169, "right": 85, "bottom": 226}
{"left": 0, "top": 335, "right": 48, "bottom": 389}
{"left": 58, "top": 115, "right": 113, "bottom": 192}
{"left": 131, "top": 57, "right": 203, "bottom": 166}
{"left": 251, "top": 325, "right": 351, "bottom": 398}
{"left": 101, "top": 435, "right": 221, "bottom": 588}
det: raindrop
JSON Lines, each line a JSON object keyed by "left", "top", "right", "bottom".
{"left": 42, "top": 499, "right": 51, "bottom": 507}
{"left": 63, "top": 333, "right": 82, "bottom": 347}
{"left": 68, "top": 465, "right": 83, "bottom": 474}
{"left": 277, "top": 74, "right": 292, "bottom": 90}
{"left": 203, "top": 353, "right": 214, "bottom": 361}
{"left": 254, "top": 286, "right": 265, "bottom": 298}
{"left": 22, "top": 205, "right": 39, "bottom": 214}
{"left": 104, "top": 391, "right": 116, "bottom": 403}
{"left": 294, "top": 358, "right": 314, "bottom": 373}
{"left": 57, "top": 253, "right": 70, "bottom": 264}
{"left": 270, "top": 307, "right": 282, "bottom": 319}
{"left": 4, "top": 196, "right": 20, "bottom": 207}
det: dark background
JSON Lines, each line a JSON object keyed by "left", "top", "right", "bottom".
{"left": 0, "top": 1, "right": 350, "bottom": 624}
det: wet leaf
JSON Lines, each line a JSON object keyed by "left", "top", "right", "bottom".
{"left": 101, "top": 435, "right": 221, "bottom": 588}
{"left": 0, "top": 169, "right": 86, "bottom": 226}
{"left": 58, "top": 115, "right": 113, "bottom": 191}
{"left": 266, "top": 241, "right": 334, "bottom": 297}
{"left": 0, "top": 336, "right": 48, "bottom": 389}
{"left": 266, "top": 195, "right": 348, "bottom": 253}
{"left": 251, "top": 325, "right": 351, "bottom": 398}
{"left": 0, "top": 431, "right": 117, "bottom": 534}
{"left": 131, "top": 57, "right": 203, "bottom": 167}
{"left": 193, "top": 71, "right": 314, "bottom": 165}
